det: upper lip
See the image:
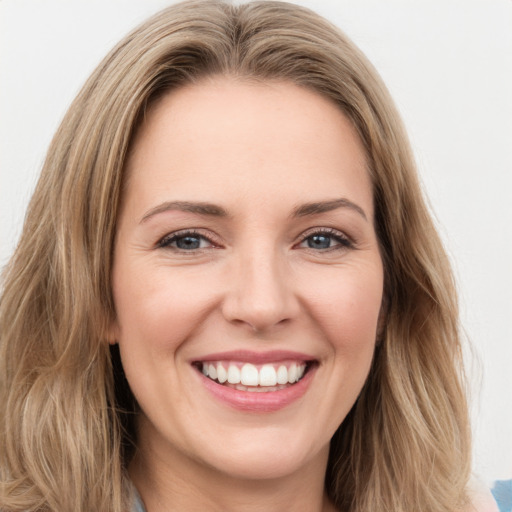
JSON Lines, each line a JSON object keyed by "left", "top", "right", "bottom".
{"left": 192, "top": 349, "right": 316, "bottom": 365}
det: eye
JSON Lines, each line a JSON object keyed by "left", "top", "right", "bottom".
{"left": 297, "top": 229, "right": 353, "bottom": 251}
{"left": 157, "top": 230, "right": 216, "bottom": 251}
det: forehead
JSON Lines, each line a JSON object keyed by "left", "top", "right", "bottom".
{"left": 124, "top": 78, "right": 373, "bottom": 218}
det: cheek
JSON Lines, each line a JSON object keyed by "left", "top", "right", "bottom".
{"left": 112, "top": 262, "right": 220, "bottom": 354}
{"left": 111, "top": 264, "right": 221, "bottom": 411}
{"left": 300, "top": 262, "right": 384, "bottom": 352}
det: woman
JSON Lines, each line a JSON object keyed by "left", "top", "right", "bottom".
{"left": 0, "top": 1, "right": 490, "bottom": 511}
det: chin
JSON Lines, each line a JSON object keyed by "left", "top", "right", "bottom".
{"left": 193, "top": 427, "right": 329, "bottom": 481}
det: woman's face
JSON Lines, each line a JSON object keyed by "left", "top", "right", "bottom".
{"left": 111, "top": 78, "right": 384, "bottom": 482}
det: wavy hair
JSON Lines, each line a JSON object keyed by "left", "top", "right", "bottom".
{"left": 0, "top": 1, "right": 471, "bottom": 511}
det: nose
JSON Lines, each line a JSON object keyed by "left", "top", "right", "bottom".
{"left": 221, "top": 246, "right": 300, "bottom": 333}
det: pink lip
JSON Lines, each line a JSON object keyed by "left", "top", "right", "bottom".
{"left": 192, "top": 349, "right": 315, "bottom": 365}
{"left": 195, "top": 363, "right": 317, "bottom": 413}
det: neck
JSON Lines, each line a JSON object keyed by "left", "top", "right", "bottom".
{"left": 129, "top": 427, "right": 336, "bottom": 512}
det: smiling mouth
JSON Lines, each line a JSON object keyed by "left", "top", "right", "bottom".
{"left": 194, "top": 360, "right": 315, "bottom": 392}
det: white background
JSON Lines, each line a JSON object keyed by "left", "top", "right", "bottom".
{"left": 1, "top": 0, "right": 511, "bottom": 481}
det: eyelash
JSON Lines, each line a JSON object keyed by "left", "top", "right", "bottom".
{"left": 296, "top": 227, "right": 354, "bottom": 252}
{"left": 157, "top": 229, "right": 219, "bottom": 251}
{"left": 156, "top": 228, "right": 354, "bottom": 253}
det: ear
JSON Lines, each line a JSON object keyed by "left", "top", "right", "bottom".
{"left": 105, "top": 317, "right": 120, "bottom": 345}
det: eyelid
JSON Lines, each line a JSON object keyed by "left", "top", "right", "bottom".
{"left": 295, "top": 227, "right": 355, "bottom": 249}
{"left": 155, "top": 226, "right": 354, "bottom": 251}
{"left": 156, "top": 228, "right": 222, "bottom": 250}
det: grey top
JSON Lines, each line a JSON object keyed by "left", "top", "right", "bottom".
{"left": 131, "top": 485, "right": 147, "bottom": 512}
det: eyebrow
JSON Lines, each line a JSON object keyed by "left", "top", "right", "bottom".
{"left": 139, "top": 197, "right": 368, "bottom": 224}
{"left": 292, "top": 198, "right": 368, "bottom": 221}
{"left": 140, "top": 201, "right": 228, "bottom": 223}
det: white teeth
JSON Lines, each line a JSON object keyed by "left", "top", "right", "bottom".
{"left": 276, "top": 365, "right": 288, "bottom": 385}
{"left": 217, "top": 364, "right": 227, "bottom": 383}
{"left": 288, "top": 363, "right": 297, "bottom": 383}
{"left": 259, "top": 364, "right": 277, "bottom": 386}
{"left": 240, "top": 363, "right": 259, "bottom": 386}
{"left": 201, "top": 361, "right": 307, "bottom": 387}
{"left": 227, "top": 365, "right": 241, "bottom": 384}
{"left": 237, "top": 383, "right": 288, "bottom": 392}
{"left": 208, "top": 364, "right": 217, "bottom": 380}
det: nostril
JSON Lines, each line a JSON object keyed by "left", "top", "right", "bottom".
{"left": 220, "top": 262, "right": 300, "bottom": 331}
{"left": 222, "top": 299, "right": 298, "bottom": 333}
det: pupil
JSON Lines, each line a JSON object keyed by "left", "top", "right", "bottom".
{"left": 308, "top": 235, "right": 331, "bottom": 249}
{"left": 177, "top": 236, "right": 200, "bottom": 250}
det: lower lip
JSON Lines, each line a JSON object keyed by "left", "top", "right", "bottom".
{"left": 197, "top": 366, "right": 316, "bottom": 413}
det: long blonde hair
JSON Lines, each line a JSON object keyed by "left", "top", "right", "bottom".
{"left": 0, "top": 1, "right": 471, "bottom": 511}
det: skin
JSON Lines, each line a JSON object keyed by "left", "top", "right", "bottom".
{"left": 111, "top": 78, "right": 384, "bottom": 512}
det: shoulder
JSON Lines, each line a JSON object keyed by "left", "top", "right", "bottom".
{"left": 464, "top": 478, "right": 499, "bottom": 512}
